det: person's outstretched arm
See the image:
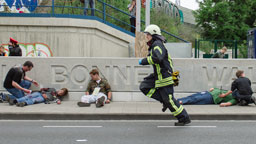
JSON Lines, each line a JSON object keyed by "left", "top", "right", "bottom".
{"left": 219, "top": 98, "right": 236, "bottom": 107}
{"left": 219, "top": 102, "right": 232, "bottom": 107}
{"left": 24, "top": 76, "right": 39, "bottom": 87}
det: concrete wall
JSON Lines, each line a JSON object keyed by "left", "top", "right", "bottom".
{"left": 0, "top": 17, "right": 134, "bottom": 57}
{"left": 1, "top": 58, "right": 256, "bottom": 101}
{"left": 165, "top": 43, "right": 192, "bottom": 58}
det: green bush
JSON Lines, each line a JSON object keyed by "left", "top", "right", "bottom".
{"left": 237, "top": 41, "right": 248, "bottom": 58}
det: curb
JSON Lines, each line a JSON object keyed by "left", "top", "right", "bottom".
{"left": 0, "top": 113, "right": 256, "bottom": 120}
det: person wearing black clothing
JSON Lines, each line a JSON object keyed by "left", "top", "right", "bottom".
{"left": 139, "top": 24, "right": 190, "bottom": 126}
{"left": 2, "top": 61, "right": 39, "bottom": 101}
{"left": 8, "top": 37, "right": 22, "bottom": 56}
{"left": 231, "top": 70, "right": 255, "bottom": 105}
{"left": 219, "top": 70, "right": 256, "bottom": 106}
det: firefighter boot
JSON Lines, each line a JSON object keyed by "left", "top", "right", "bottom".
{"left": 175, "top": 116, "right": 191, "bottom": 126}
{"left": 175, "top": 110, "right": 191, "bottom": 126}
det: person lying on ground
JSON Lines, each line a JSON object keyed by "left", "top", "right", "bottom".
{"left": 6, "top": 88, "right": 68, "bottom": 107}
{"left": 177, "top": 88, "right": 237, "bottom": 107}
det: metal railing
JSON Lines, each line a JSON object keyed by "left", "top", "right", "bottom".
{"left": 194, "top": 39, "right": 238, "bottom": 58}
{"left": 0, "top": 0, "right": 189, "bottom": 42}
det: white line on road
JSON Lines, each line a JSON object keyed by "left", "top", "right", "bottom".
{"left": 43, "top": 126, "right": 102, "bottom": 128}
{"left": 76, "top": 139, "right": 88, "bottom": 142}
{"left": 158, "top": 126, "right": 217, "bottom": 128}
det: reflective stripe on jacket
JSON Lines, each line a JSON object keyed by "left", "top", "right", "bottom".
{"left": 141, "top": 39, "right": 174, "bottom": 88}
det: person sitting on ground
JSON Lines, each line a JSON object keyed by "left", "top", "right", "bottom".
{"left": 211, "top": 46, "right": 227, "bottom": 58}
{"left": 0, "top": 45, "right": 7, "bottom": 56}
{"left": 8, "top": 37, "right": 22, "bottom": 56}
{"left": 7, "top": 88, "right": 68, "bottom": 107}
{"left": 77, "top": 69, "right": 112, "bottom": 108}
{"left": 177, "top": 87, "right": 237, "bottom": 107}
{"left": 219, "top": 70, "right": 256, "bottom": 106}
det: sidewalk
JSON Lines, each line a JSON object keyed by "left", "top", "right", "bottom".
{"left": 0, "top": 101, "right": 256, "bottom": 120}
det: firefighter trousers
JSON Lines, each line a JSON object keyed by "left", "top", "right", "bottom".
{"left": 140, "top": 77, "right": 189, "bottom": 120}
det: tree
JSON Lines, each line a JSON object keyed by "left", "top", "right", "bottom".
{"left": 194, "top": 0, "right": 256, "bottom": 41}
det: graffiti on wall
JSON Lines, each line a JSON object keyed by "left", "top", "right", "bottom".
{"left": 151, "top": 0, "right": 184, "bottom": 23}
{"left": 0, "top": 0, "right": 42, "bottom": 13}
{"left": 2, "top": 43, "right": 53, "bottom": 57}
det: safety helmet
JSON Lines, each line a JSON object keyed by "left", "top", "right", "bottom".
{"left": 144, "top": 24, "right": 161, "bottom": 36}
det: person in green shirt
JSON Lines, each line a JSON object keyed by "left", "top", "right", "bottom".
{"left": 177, "top": 88, "right": 237, "bottom": 107}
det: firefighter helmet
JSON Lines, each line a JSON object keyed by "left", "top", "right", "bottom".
{"left": 144, "top": 24, "right": 161, "bottom": 36}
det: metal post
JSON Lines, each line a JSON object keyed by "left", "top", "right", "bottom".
{"left": 198, "top": 40, "right": 200, "bottom": 58}
{"left": 195, "top": 39, "right": 197, "bottom": 58}
{"left": 136, "top": 0, "right": 141, "bottom": 32}
{"left": 214, "top": 40, "right": 217, "bottom": 53}
{"left": 232, "top": 42, "right": 234, "bottom": 58}
{"left": 235, "top": 40, "right": 238, "bottom": 58}
{"left": 145, "top": 0, "right": 150, "bottom": 27}
{"left": 52, "top": 0, "right": 55, "bottom": 16}
{"left": 103, "top": 2, "right": 106, "bottom": 23}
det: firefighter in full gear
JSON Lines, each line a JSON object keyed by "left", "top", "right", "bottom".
{"left": 139, "top": 24, "right": 191, "bottom": 126}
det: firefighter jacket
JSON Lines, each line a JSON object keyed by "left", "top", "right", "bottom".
{"left": 140, "top": 38, "right": 174, "bottom": 88}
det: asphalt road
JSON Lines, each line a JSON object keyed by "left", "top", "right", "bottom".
{"left": 0, "top": 120, "right": 255, "bottom": 144}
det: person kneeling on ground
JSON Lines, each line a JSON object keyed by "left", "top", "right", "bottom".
{"left": 177, "top": 88, "right": 237, "bottom": 107}
{"left": 77, "top": 69, "right": 112, "bottom": 108}
{"left": 3, "top": 61, "right": 39, "bottom": 101}
{"left": 220, "top": 70, "right": 256, "bottom": 106}
{"left": 7, "top": 88, "right": 68, "bottom": 107}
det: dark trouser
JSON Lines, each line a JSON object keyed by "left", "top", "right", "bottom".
{"left": 177, "top": 91, "right": 214, "bottom": 105}
{"left": 232, "top": 90, "right": 253, "bottom": 105}
{"left": 140, "top": 76, "right": 189, "bottom": 121}
{"left": 130, "top": 17, "right": 136, "bottom": 33}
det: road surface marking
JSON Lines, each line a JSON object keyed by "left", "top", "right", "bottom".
{"left": 43, "top": 126, "right": 102, "bottom": 128}
{"left": 157, "top": 126, "right": 217, "bottom": 128}
{"left": 76, "top": 139, "right": 88, "bottom": 142}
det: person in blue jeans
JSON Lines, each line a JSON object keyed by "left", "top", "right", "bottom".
{"left": 177, "top": 88, "right": 237, "bottom": 107}
{"left": 2, "top": 61, "right": 39, "bottom": 101}
{"left": 8, "top": 88, "right": 68, "bottom": 107}
{"left": 81, "top": 0, "right": 95, "bottom": 16}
